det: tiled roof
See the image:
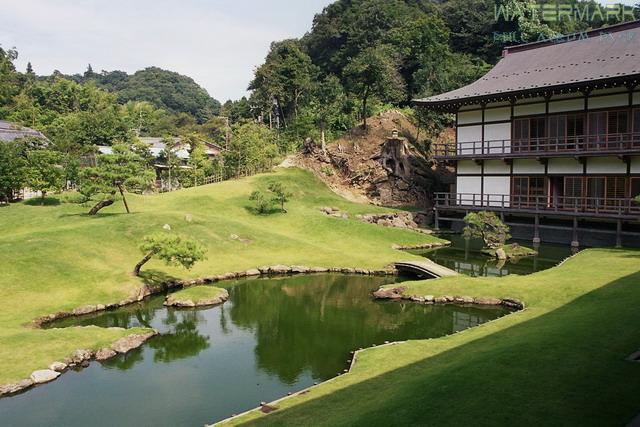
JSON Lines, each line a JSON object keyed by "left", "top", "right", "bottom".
{"left": 414, "top": 20, "right": 640, "bottom": 109}
{"left": 0, "top": 120, "right": 49, "bottom": 142}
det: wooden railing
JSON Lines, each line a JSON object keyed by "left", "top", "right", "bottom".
{"left": 432, "top": 133, "right": 640, "bottom": 159}
{"left": 434, "top": 192, "right": 640, "bottom": 216}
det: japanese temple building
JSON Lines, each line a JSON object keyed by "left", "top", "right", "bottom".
{"left": 414, "top": 20, "right": 640, "bottom": 247}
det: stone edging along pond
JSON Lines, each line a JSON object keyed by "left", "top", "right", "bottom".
{"left": 0, "top": 265, "right": 399, "bottom": 398}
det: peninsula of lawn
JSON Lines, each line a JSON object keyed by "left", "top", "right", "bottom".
{"left": 0, "top": 167, "right": 445, "bottom": 387}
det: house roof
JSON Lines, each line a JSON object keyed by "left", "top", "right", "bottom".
{"left": 414, "top": 20, "right": 640, "bottom": 111}
{"left": 0, "top": 120, "right": 49, "bottom": 143}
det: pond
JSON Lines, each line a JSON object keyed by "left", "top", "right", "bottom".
{"left": 409, "top": 234, "right": 572, "bottom": 277}
{"left": 0, "top": 274, "right": 511, "bottom": 427}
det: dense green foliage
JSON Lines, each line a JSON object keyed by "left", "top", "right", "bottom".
{"left": 463, "top": 211, "right": 511, "bottom": 248}
{"left": 75, "top": 67, "right": 221, "bottom": 123}
{"left": 135, "top": 232, "right": 207, "bottom": 276}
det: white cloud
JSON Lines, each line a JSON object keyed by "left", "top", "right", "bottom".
{"left": 0, "top": 0, "right": 332, "bottom": 101}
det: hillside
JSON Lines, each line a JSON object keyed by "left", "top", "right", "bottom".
{"left": 295, "top": 110, "right": 454, "bottom": 209}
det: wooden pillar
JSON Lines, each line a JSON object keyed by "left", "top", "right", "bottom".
{"left": 434, "top": 208, "right": 440, "bottom": 231}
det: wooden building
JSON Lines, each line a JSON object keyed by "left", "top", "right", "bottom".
{"left": 414, "top": 21, "right": 640, "bottom": 247}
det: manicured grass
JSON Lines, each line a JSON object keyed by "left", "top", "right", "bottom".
{"left": 0, "top": 167, "right": 442, "bottom": 385}
{"left": 166, "top": 286, "right": 227, "bottom": 303}
{"left": 223, "top": 248, "right": 640, "bottom": 426}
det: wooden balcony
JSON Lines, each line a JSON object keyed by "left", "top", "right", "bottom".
{"left": 432, "top": 133, "right": 640, "bottom": 160}
{"left": 434, "top": 192, "right": 640, "bottom": 219}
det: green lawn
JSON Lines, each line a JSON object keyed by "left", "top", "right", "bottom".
{"left": 0, "top": 167, "right": 441, "bottom": 385}
{"left": 223, "top": 248, "right": 640, "bottom": 426}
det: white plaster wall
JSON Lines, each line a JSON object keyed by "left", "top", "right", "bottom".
{"left": 485, "top": 107, "right": 510, "bottom": 122}
{"left": 514, "top": 102, "right": 545, "bottom": 116}
{"left": 586, "top": 157, "right": 627, "bottom": 174}
{"left": 484, "top": 123, "right": 511, "bottom": 154}
{"left": 633, "top": 92, "right": 640, "bottom": 105}
{"left": 457, "top": 125, "right": 482, "bottom": 143}
{"left": 513, "top": 159, "right": 545, "bottom": 174}
{"left": 549, "top": 98, "right": 583, "bottom": 113}
{"left": 591, "top": 87, "right": 628, "bottom": 96}
{"left": 458, "top": 110, "right": 482, "bottom": 125}
{"left": 589, "top": 93, "right": 628, "bottom": 109}
{"left": 483, "top": 176, "right": 511, "bottom": 207}
{"left": 484, "top": 160, "right": 510, "bottom": 174}
{"left": 631, "top": 156, "right": 640, "bottom": 173}
{"left": 459, "top": 104, "right": 481, "bottom": 111}
{"left": 457, "top": 160, "right": 481, "bottom": 175}
{"left": 456, "top": 176, "right": 483, "bottom": 206}
{"left": 548, "top": 158, "right": 583, "bottom": 174}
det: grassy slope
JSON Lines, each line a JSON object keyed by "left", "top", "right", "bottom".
{"left": 166, "top": 286, "right": 226, "bottom": 302}
{"left": 226, "top": 248, "right": 640, "bottom": 426}
{"left": 0, "top": 168, "right": 441, "bottom": 384}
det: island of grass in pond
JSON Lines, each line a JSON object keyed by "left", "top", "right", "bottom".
{"left": 411, "top": 234, "right": 572, "bottom": 277}
{"left": 0, "top": 274, "right": 512, "bottom": 427}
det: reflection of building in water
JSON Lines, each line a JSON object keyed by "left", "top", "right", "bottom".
{"left": 452, "top": 311, "right": 484, "bottom": 332}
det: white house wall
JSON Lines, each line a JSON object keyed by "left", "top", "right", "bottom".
{"left": 514, "top": 102, "right": 545, "bottom": 116}
{"left": 457, "top": 160, "right": 481, "bottom": 175}
{"left": 483, "top": 176, "right": 511, "bottom": 207}
{"left": 586, "top": 157, "right": 627, "bottom": 174}
{"left": 457, "top": 125, "right": 482, "bottom": 143}
{"left": 513, "top": 159, "right": 545, "bottom": 174}
{"left": 548, "top": 98, "right": 583, "bottom": 113}
{"left": 588, "top": 93, "right": 628, "bottom": 109}
{"left": 484, "top": 107, "right": 510, "bottom": 122}
{"left": 484, "top": 160, "right": 510, "bottom": 174}
{"left": 634, "top": 92, "right": 640, "bottom": 105}
{"left": 457, "top": 110, "right": 482, "bottom": 125}
{"left": 548, "top": 158, "right": 583, "bottom": 174}
{"left": 630, "top": 156, "right": 640, "bottom": 173}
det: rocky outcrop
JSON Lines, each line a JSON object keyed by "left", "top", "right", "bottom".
{"left": 357, "top": 212, "right": 431, "bottom": 234}
{"left": 164, "top": 289, "right": 229, "bottom": 308}
{"left": 0, "top": 379, "right": 34, "bottom": 396}
{"left": 373, "top": 287, "right": 525, "bottom": 310}
{"left": 111, "top": 331, "right": 157, "bottom": 354}
{"left": 319, "top": 207, "right": 349, "bottom": 219}
{"left": 48, "top": 361, "right": 67, "bottom": 372}
{"left": 95, "top": 348, "right": 117, "bottom": 361}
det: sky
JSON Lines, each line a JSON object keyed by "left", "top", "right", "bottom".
{"left": 0, "top": 0, "right": 333, "bottom": 102}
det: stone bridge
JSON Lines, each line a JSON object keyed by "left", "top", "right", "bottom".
{"left": 394, "top": 260, "right": 458, "bottom": 279}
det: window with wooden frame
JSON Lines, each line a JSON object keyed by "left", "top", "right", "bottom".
{"left": 566, "top": 113, "right": 585, "bottom": 150}
{"left": 563, "top": 177, "right": 583, "bottom": 209}
{"left": 512, "top": 176, "right": 545, "bottom": 207}
{"left": 607, "top": 110, "right": 629, "bottom": 146}
{"left": 513, "top": 118, "right": 529, "bottom": 152}
{"left": 586, "top": 176, "right": 627, "bottom": 209}
{"left": 588, "top": 112, "right": 607, "bottom": 146}
{"left": 548, "top": 115, "right": 566, "bottom": 149}
{"left": 631, "top": 177, "right": 640, "bottom": 199}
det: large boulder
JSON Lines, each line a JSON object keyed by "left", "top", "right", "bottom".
{"left": 495, "top": 248, "right": 507, "bottom": 260}
{"left": 30, "top": 369, "right": 60, "bottom": 384}
{"left": 64, "top": 349, "right": 93, "bottom": 365}
{"left": 372, "top": 286, "right": 406, "bottom": 299}
{"left": 48, "top": 361, "right": 67, "bottom": 372}
{"left": 95, "top": 348, "right": 117, "bottom": 361}
{"left": 474, "top": 297, "right": 503, "bottom": 306}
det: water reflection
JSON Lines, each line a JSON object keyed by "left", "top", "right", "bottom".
{"left": 412, "top": 234, "right": 571, "bottom": 277}
{"left": 11, "top": 275, "right": 511, "bottom": 427}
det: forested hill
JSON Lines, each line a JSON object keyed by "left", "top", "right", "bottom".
{"left": 67, "top": 66, "right": 221, "bottom": 124}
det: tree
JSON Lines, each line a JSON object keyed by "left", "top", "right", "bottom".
{"left": 463, "top": 211, "right": 511, "bottom": 249}
{"left": 0, "top": 140, "right": 27, "bottom": 203}
{"left": 78, "top": 142, "right": 155, "bottom": 215}
{"left": 343, "top": 45, "right": 405, "bottom": 129}
{"left": 133, "top": 232, "right": 207, "bottom": 276}
{"left": 268, "top": 181, "right": 292, "bottom": 213}
{"left": 249, "top": 190, "right": 270, "bottom": 214}
{"left": 26, "top": 62, "right": 34, "bottom": 76}
{"left": 223, "top": 122, "right": 278, "bottom": 177}
{"left": 310, "top": 75, "right": 346, "bottom": 153}
{"left": 24, "top": 150, "right": 64, "bottom": 204}
{"left": 160, "top": 136, "right": 182, "bottom": 191}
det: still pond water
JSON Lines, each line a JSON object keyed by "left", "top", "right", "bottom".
{"left": 0, "top": 273, "right": 512, "bottom": 427}
{"left": 412, "top": 234, "right": 572, "bottom": 277}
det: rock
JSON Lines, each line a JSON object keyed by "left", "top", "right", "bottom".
{"left": 258, "top": 266, "right": 270, "bottom": 274}
{"left": 65, "top": 349, "right": 93, "bottom": 365}
{"left": 30, "top": 369, "right": 60, "bottom": 384}
{"left": 310, "top": 267, "right": 328, "bottom": 273}
{"left": 185, "top": 214, "right": 193, "bottom": 222}
{"left": 502, "top": 298, "right": 525, "bottom": 310}
{"left": 269, "top": 265, "right": 290, "bottom": 274}
{"left": 245, "top": 268, "right": 261, "bottom": 276}
{"left": 96, "top": 304, "right": 106, "bottom": 311}
{"left": 48, "top": 361, "right": 67, "bottom": 372}
{"left": 72, "top": 305, "right": 98, "bottom": 315}
{"left": 391, "top": 217, "right": 406, "bottom": 228}
{"left": 95, "top": 348, "right": 117, "bottom": 361}
{"left": 460, "top": 296, "right": 474, "bottom": 304}
{"left": 474, "top": 297, "right": 502, "bottom": 306}
{"left": 424, "top": 295, "right": 434, "bottom": 303}
{"left": 290, "top": 265, "right": 310, "bottom": 273}
{"left": 410, "top": 295, "right": 425, "bottom": 302}
{"left": 495, "top": 248, "right": 507, "bottom": 260}
{"left": 165, "top": 289, "right": 229, "bottom": 308}
{"left": 372, "top": 286, "right": 406, "bottom": 299}
{"left": 0, "top": 379, "right": 34, "bottom": 396}
{"left": 229, "top": 233, "right": 239, "bottom": 240}
{"left": 434, "top": 297, "right": 447, "bottom": 304}
{"left": 111, "top": 332, "right": 156, "bottom": 354}
{"left": 162, "top": 224, "right": 171, "bottom": 230}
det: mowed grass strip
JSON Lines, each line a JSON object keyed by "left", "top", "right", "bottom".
{"left": 223, "top": 248, "right": 640, "bottom": 427}
{"left": 0, "top": 168, "right": 442, "bottom": 384}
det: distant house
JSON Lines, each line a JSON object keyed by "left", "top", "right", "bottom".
{"left": 0, "top": 120, "right": 49, "bottom": 143}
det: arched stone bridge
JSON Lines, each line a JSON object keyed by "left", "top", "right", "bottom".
{"left": 394, "top": 260, "right": 459, "bottom": 279}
